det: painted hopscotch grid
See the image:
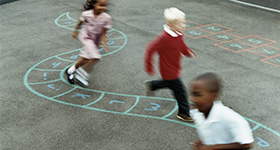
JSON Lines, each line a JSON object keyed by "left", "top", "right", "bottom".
{"left": 184, "top": 20, "right": 280, "bottom": 68}
{"left": 184, "top": 23, "right": 233, "bottom": 39}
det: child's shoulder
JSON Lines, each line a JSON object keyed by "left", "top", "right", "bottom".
{"left": 102, "top": 12, "right": 112, "bottom": 19}
{"left": 82, "top": 9, "right": 93, "bottom": 16}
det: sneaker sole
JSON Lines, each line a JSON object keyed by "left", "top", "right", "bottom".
{"left": 64, "top": 69, "right": 74, "bottom": 84}
{"left": 176, "top": 115, "right": 194, "bottom": 123}
{"left": 75, "top": 74, "right": 89, "bottom": 87}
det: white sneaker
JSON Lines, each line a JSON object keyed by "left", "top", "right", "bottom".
{"left": 75, "top": 68, "right": 89, "bottom": 87}
{"left": 144, "top": 80, "right": 155, "bottom": 97}
{"left": 75, "top": 73, "right": 89, "bottom": 87}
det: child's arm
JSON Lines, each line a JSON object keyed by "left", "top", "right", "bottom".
{"left": 101, "top": 28, "right": 109, "bottom": 53}
{"left": 144, "top": 36, "right": 162, "bottom": 76}
{"left": 180, "top": 36, "right": 196, "bottom": 59}
{"left": 72, "top": 20, "right": 83, "bottom": 39}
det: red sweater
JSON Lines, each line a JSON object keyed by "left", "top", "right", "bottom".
{"left": 144, "top": 30, "right": 195, "bottom": 80}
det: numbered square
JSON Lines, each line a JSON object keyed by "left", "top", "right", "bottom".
{"left": 237, "top": 35, "right": 275, "bottom": 47}
{"left": 199, "top": 23, "right": 232, "bottom": 33}
{"left": 215, "top": 41, "right": 253, "bottom": 53}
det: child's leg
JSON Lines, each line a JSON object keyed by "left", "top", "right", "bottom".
{"left": 149, "top": 79, "right": 169, "bottom": 91}
{"left": 145, "top": 79, "right": 168, "bottom": 96}
{"left": 167, "top": 78, "right": 190, "bottom": 115}
{"left": 67, "top": 58, "right": 89, "bottom": 74}
{"left": 81, "top": 59, "right": 99, "bottom": 74}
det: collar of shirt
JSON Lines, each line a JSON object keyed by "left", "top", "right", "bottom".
{"left": 163, "top": 24, "right": 182, "bottom": 37}
{"left": 206, "top": 101, "right": 223, "bottom": 123}
{"left": 191, "top": 101, "right": 223, "bottom": 124}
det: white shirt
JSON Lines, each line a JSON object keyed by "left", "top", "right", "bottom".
{"left": 163, "top": 24, "right": 182, "bottom": 37}
{"left": 190, "top": 101, "right": 254, "bottom": 145}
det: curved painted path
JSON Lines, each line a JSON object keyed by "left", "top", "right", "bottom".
{"left": 23, "top": 12, "right": 279, "bottom": 148}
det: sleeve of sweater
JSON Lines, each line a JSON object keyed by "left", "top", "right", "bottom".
{"left": 144, "top": 35, "right": 162, "bottom": 75}
{"left": 180, "top": 36, "right": 195, "bottom": 58}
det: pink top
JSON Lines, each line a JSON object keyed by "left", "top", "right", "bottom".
{"left": 79, "top": 9, "right": 112, "bottom": 45}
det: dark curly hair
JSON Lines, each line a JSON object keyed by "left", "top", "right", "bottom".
{"left": 83, "top": 0, "right": 99, "bottom": 10}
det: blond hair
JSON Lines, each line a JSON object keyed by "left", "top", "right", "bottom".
{"left": 164, "top": 7, "right": 185, "bottom": 24}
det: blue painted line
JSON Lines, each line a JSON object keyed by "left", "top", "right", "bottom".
{"left": 124, "top": 97, "right": 140, "bottom": 113}
{"left": 33, "top": 68, "right": 62, "bottom": 72}
{"left": 28, "top": 79, "right": 61, "bottom": 85}
{"left": 252, "top": 124, "right": 261, "bottom": 131}
{"left": 23, "top": 11, "right": 280, "bottom": 139}
{"left": 84, "top": 92, "right": 105, "bottom": 107}
{"left": 107, "top": 28, "right": 114, "bottom": 32}
{"left": 244, "top": 117, "right": 280, "bottom": 137}
{"left": 63, "top": 23, "right": 77, "bottom": 27}
{"left": 55, "top": 56, "right": 76, "bottom": 62}
{"left": 109, "top": 37, "right": 125, "bottom": 40}
{"left": 162, "top": 104, "right": 178, "bottom": 118}
{"left": 52, "top": 87, "right": 78, "bottom": 99}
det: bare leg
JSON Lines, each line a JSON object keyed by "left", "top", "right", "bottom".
{"left": 82, "top": 59, "right": 99, "bottom": 73}
{"left": 75, "top": 58, "right": 89, "bottom": 69}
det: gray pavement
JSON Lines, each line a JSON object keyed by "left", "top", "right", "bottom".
{"left": 1, "top": 0, "right": 280, "bottom": 149}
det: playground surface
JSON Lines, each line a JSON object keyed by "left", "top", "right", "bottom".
{"left": 1, "top": 0, "right": 280, "bottom": 149}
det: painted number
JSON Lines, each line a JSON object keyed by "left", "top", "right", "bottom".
{"left": 107, "top": 40, "right": 114, "bottom": 45}
{"left": 106, "top": 33, "right": 112, "bottom": 38}
{"left": 70, "top": 54, "right": 79, "bottom": 59}
{"left": 48, "top": 84, "right": 59, "bottom": 91}
{"left": 109, "top": 100, "right": 124, "bottom": 104}
{"left": 217, "top": 35, "right": 229, "bottom": 40}
{"left": 144, "top": 103, "right": 160, "bottom": 111}
{"left": 72, "top": 93, "right": 91, "bottom": 99}
{"left": 257, "top": 137, "right": 270, "bottom": 147}
{"left": 43, "top": 72, "right": 47, "bottom": 80}
{"left": 52, "top": 62, "right": 61, "bottom": 68}
{"left": 230, "top": 44, "right": 242, "bottom": 49}
{"left": 189, "top": 30, "right": 201, "bottom": 36}
{"left": 248, "top": 39, "right": 262, "bottom": 45}
{"left": 263, "top": 49, "right": 275, "bottom": 54}
{"left": 207, "top": 26, "right": 220, "bottom": 31}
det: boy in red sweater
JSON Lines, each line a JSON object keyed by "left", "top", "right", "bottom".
{"left": 144, "top": 7, "right": 195, "bottom": 122}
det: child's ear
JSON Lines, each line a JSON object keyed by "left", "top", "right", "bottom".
{"left": 211, "top": 92, "right": 219, "bottom": 101}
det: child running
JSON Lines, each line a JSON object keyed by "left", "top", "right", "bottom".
{"left": 144, "top": 7, "right": 196, "bottom": 122}
{"left": 189, "top": 73, "right": 254, "bottom": 150}
{"left": 65, "top": 0, "right": 112, "bottom": 86}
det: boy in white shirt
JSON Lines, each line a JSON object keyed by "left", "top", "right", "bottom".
{"left": 189, "top": 72, "right": 254, "bottom": 150}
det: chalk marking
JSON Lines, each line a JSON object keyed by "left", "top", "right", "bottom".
{"left": 109, "top": 100, "right": 124, "bottom": 104}
{"left": 84, "top": 93, "right": 105, "bottom": 106}
{"left": 228, "top": 0, "right": 280, "bottom": 13}
{"left": 124, "top": 97, "right": 140, "bottom": 113}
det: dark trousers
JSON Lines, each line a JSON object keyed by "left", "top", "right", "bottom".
{"left": 150, "top": 78, "right": 190, "bottom": 115}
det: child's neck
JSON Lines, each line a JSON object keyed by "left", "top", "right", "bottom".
{"left": 93, "top": 9, "right": 102, "bottom": 18}
{"left": 203, "top": 103, "right": 214, "bottom": 119}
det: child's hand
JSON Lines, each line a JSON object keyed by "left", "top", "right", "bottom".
{"left": 72, "top": 31, "right": 78, "bottom": 39}
{"left": 190, "top": 53, "right": 196, "bottom": 59}
{"left": 101, "top": 41, "right": 109, "bottom": 53}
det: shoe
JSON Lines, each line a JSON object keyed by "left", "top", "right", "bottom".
{"left": 65, "top": 68, "right": 74, "bottom": 84}
{"left": 144, "top": 80, "right": 155, "bottom": 97}
{"left": 177, "top": 113, "right": 194, "bottom": 123}
{"left": 75, "top": 73, "right": 89, "bottom": 87}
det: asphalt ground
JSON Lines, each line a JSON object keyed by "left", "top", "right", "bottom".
{"left": 1, "top": 0, "right": 280, "bottom": 149}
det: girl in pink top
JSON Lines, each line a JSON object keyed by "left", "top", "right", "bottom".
{"left": 65, "top": 0, "right": 112, "bottom": 86}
